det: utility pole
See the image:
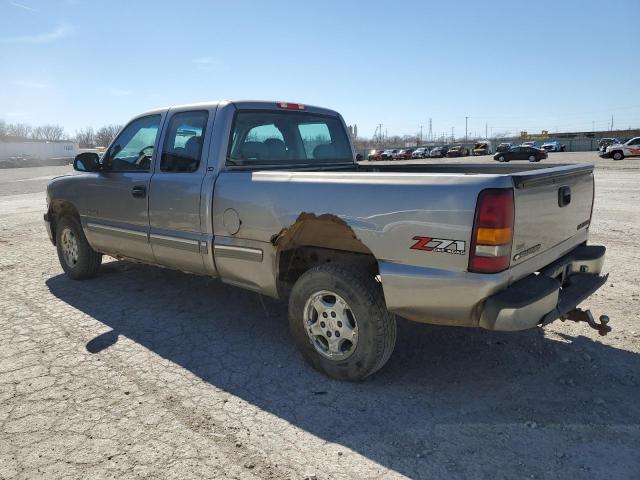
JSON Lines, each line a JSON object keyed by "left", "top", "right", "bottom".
{"left": 611, "top": 115, "right": 614, "bottom": 131}
{"left": 465, "top": 116, "right": 469, "bottom": 142}
{"left": 428, "top": 118, "right": 433, "bottom": 141}
{"left": 485, "top": 123, "right": 488, "bottom": 139}
{"left": 451, "top": 127, "right": 455, "bottom": 142}
{"left": 419, "top": 125, "right": 423, "bottom": 145}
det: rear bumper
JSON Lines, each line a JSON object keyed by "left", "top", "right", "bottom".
{"left": 379, "top": 243, "right": 606, "bottom": 330}
{"left": 480, "top": 245, "right": 607, "bottom": 331}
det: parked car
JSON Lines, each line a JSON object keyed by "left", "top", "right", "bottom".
{"left": 429, "top": 146, "right": 449, "bottom": 158}
{"left": 446, "top": 145, "right": 470, "bottom": 158}
{"left": 381, "top": 149, "right": 399, "bottom": 160}
{"left": 541, "top": 141, "right": 566, "bottom": 152}
{"left": 46, "top": 100, "right": 609, "bottom": 381}
{"left": 598, "top": 138, "right": 620, "bottom": 153}
{"left": 393, "top": 149, "right": 414, "bottom": 160}
{"left": 368, "top": 149, "right": 384, "bottom": 161}
{"left": 411, "top": 147, "right": 430, "bottom": 159}
{"left": 496, "top": 142, "right": 513, "bottom": 152}
{"left": 494, "top": 145, "right": 547, "bottom": 162}
{"left": 599, "top": 136, "right": 640, "bottom": 160}
{"left": 521, "top": 141, "right": 538, "bottom": 148}
{"left": 472, "top": 141, "right": 493, "bottom": 156}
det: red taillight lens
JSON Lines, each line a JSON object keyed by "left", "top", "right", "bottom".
{"left": 278, "top": 102, "right": 304, "bottom": 110}
{"left": 469, "top": 189, "right": 514, "bottom": 273}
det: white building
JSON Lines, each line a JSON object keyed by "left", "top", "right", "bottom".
{"left": 0, "top": 140, "right": 79, "bottom": 161}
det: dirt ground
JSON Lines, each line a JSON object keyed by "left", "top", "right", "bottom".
{"left": 0, "top": 153, "right": 638, "bottom": 479}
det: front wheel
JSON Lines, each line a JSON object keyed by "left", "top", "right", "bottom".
{"left": 498, "top": 155, "right": 506, "bottom": 162}
{"left": 288, "top": 264, "right": 397, "bottom": 381}
{"left": 55, "top": 215, "right": 102, "bottom": 280}
{"left": 612, "top": 151, "right": 624, "bottom": 161}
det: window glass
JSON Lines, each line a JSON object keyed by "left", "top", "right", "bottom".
{"left": 298, "top": 123, "right": 331, "bottom": 157}
{"left": 161, "top": 111, "right": 208, "bottom": 172}
{"left": 228, "top": 111, "right": 352, "bottom": 166}
{"left": 246, "top": 124, "right": 284, "bottom": 143}
{"left": 105, "top": 115, "right": 161, "bottom": 171}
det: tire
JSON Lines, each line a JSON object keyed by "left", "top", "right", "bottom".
{"left": 288, "top": 264, "right": 397, "bottom": 381}
{"left": 612, "top": 151, "right": 624, "bottom": 161}
{"left": 528, "top": 155, "right": 536, "bottom": 162}
{"left": 498, "top": 155, "right": 505, "bottom": 162}
{"left": 55, "top": 215, "right": 102, "bottom": 280}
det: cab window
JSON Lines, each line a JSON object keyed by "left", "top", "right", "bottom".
{"left": 228, "top": 111, "right": 352, "bottom": 166}
{"left": 161, "top": 111, "right": 209, "bottom": 172}
{"left": 104, "top": 115, "right": 161, "bottom": 172}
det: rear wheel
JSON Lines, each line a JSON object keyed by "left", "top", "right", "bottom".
{"left": 288, "top": 264, "right": 397, "bottom": 381}
{"left": 528, "top": 155, "right": 536, "bottom": 162}
{"left": 55, "top": 215, "right": 102, "bottom": 280}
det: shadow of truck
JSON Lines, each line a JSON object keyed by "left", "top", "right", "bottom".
{"left": 46, "top": 261, "right": 640, "bottom": 479}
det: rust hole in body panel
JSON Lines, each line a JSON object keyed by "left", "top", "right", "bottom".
{"left": 270, "top": 212, "right": 370, "bottom": 254}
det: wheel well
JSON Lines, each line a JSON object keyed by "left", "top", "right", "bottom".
{"left": 273, "top": 214, "right": 378, "bottom": 296}
{"left": 48, "top": 200, "right": 80, "bottom": 243}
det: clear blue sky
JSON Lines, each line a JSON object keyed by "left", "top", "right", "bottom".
{"left": 1, "top": 0, "right": 639, "bottom": 139}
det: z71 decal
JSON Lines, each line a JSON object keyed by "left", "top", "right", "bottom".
{"left": 411, "top": 236, "right": 466, "bottom": 255}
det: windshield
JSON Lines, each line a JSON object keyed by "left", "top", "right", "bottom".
{"left": 228, "top": 111, "right": 352, "bottom": 166}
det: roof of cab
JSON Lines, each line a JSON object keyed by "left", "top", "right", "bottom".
{"left": 136, "top": 100, "right": 340, "bottom": 118}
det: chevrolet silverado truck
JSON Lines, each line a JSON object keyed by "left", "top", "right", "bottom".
{"left": 45, "top": 100, "right": 610, "bottom": 381}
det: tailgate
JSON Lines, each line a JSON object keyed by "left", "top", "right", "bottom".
{"left": 510, "top": 165, "right": 594, "bottom": 267}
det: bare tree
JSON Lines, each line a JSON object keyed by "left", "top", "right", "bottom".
{"left": 95, "top": 124, "right": 122, "bottom": 147}
{"left": 32, "top": 124, "right": 66, "bottom": 141}
{"left": 75, "top": 127, "right": 96, "bottom": 148}
{"left": 0, "top": 120, "right": 6, "bottom": 139}
{"left": 6, "top": 123, "right": 33, "bottom": 139}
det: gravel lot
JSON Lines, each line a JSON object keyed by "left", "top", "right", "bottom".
{"left": 1, "top": 153, "right": 638, "bottom": 479}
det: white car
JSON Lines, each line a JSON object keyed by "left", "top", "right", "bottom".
{"left": 601, "top": 137, "right": 640, "bottom": 160}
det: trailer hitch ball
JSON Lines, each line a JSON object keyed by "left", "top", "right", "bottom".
{"left": 564, "top": 308, "right": 612, "bottom": 336}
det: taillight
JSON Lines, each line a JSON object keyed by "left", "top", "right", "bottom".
{"left": 468, "top": 189, "right": 514, "bottom": 273}
{"left": 278, "top": 102, "right": 304, "bottom": 110}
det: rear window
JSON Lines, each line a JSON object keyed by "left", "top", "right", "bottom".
{"left": 228, "top": 111, "right": 352, "bottom": 166}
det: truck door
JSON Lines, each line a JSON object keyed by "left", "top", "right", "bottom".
{"left": 83, "top": 114, "right": 162, "bottom": 263}
{"left": 148, "top": 109, "right": 213, "bottom": 274}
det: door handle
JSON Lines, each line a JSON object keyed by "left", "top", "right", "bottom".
{"left": 558, "top": 186, "right": 571, "bottom": 207}
{"left": 131, "top": 185, "right": 146, "bottom": 198}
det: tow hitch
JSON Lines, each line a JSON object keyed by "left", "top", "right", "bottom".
{"left": 562, "top": 308, "right": 611, "bottom": 336}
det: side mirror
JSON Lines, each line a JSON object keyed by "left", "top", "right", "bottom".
{"left": 355, "top": 153, "right": 363, "bottom": 162}
{"left": 73, "top": 152, "right": 101, "bottom": 172}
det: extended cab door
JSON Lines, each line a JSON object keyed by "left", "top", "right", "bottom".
{"left": 147, "top": 108, "right": 214, "bottom": 274}
{"left": 83, "top": 114, "right": 163, "bottom": 262}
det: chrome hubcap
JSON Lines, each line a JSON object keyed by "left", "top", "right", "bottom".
{"left": 303, "top": 290, "right": 358, "bottom": 360}
{"left": 61, "top": 228, "right": 79, "bottom": 267}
